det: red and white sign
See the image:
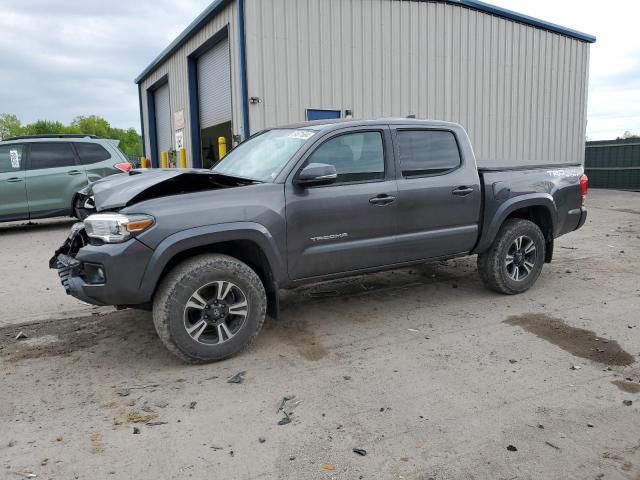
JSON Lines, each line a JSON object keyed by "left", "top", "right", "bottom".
{"left": 174, "top": 109, "right": 185, "bottom": 130}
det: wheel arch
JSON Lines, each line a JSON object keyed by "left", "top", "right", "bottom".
{"left": 140, "top": 223, "right": 286, "bottom": 318}
{"left": 473, "top": 194, "right": 557, "bottom": 260}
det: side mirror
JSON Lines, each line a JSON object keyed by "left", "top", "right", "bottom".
{"left": 295, "top": 163, "right": 337, "bottom": 187}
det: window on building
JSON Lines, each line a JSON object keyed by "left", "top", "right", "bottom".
{"left": 28, "top": 143, "right": 77, "bottom": 170}
{"left": 0, "top": 145, "right": 23, "bottom": 173}
{"left": 75, "top": 143, "right": 111, "bottom": 164}
{"left": 307, "top": 131, "right": 385, "bottom": 184}
{"left": 397, "top": 130, "right": 461, "bottom": 177}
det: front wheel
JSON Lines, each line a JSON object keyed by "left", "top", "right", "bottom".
{"left": 153, "top": 254, "right": 267, "bottom": 363}
{"left": 477, "top": 218, "right": 546, "bottom": 295}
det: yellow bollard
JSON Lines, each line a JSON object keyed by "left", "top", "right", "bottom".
{"left": 139, "top": 156, "right": 146, "bottom": 168}
{"left": 161, "top": 151, "right": 168, "bottom": 169}
{"left": 179, "top": 148, "right": 187, "bottom": 168}
{"left": 218, "top": 136, "right": 227, "bottom": 160}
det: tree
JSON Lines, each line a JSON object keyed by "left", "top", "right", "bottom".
{"left": 0, "top": 113, "right": 142, "bottom": 156}
{"left": 619, "top": 131, "right": 640, "bottom": 140}
{"left": 0, "top": 113, "right": 23, "bottom": 140}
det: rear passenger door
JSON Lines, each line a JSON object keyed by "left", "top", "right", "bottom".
{"left": 0, "top": 144, "right": 28, "bottom": 221}
{"left": 25, "top": 142, "right": 88, "bottom": 218}
{"left": 392, "top": 128, "right": 481, "bottom": 262}
{"left": 74, "top": 142, "right": 115, "bottom": 182}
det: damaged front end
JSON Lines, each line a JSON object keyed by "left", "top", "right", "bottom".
{"left": 48, "top": 223, "right": 98, "bottom": 302}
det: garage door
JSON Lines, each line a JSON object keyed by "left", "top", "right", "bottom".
{"left": 154, "top": 83, "right": 171, "bottom": 156}
{"left": 197, "top": 38, "right": 232, "bottom": 129}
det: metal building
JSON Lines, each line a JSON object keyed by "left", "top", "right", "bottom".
{"left": 135, "top": 0, "right": 595, "bottom": 169}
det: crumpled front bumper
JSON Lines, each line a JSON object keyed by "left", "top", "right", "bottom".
{"left": 50, "top": 225, "right": 156, "bottom": 307}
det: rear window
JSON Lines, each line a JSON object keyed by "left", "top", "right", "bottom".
{"left": 0, "top": 144, "right": 24, "bottom": 174}
{"left": 75, "top": 142, "right": 111, "bottom": 164}
{"left": 397, "top": 130, "right": 461, "bottom": 177}
{"left": 28, "top": 143, "right": 76, "bottom": 170}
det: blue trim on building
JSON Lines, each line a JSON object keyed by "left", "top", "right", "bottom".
{"left": 146, "top": 91, "right": 158, "bottom": 168}
{"left": 135, "top": 0, "right": 233, "bottom": 84}
{"left": 134, "top": 0, "right": 595, "bottom": 86}
{"left": 237, "top": 0, "right": 250, "bottom": 140}
{"left": 453, "top": 0, "right": 596, "bottom": 43}
{"left": 137, "top": 83, "right": 146, "bottom": 158}
{"left": 187, "top": 57, "right": 202, "bottom": 168}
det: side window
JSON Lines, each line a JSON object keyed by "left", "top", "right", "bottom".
{"left": 307, "top": 132, "right": 384, "bottom": 184}
{"left": 397, "top": 130, "right": 461, "bottom": 177}
{"left": 28, "top": 143, "right": 77, "bottom": 170}
{"left": 0, "top": 145, "right": 23, "bottom": 174}
{"left": 75, "top": 143, "right": 111, "bottom": 165}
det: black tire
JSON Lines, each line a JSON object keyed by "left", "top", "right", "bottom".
{"left": 153, "top": 254, "right": 267, "bottom": 363}
{"left": 477, "top": 218, "right": 546, "bottom": 295}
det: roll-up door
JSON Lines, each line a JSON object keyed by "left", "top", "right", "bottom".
{"left": 154, "top": 83, "right": 171, "bottom": 156}
{"left": 197, "top": 38, "right": 232, "bottom": 129}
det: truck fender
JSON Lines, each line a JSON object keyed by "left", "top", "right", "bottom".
{"left": 473, "top": 193, "right": 557, "bottom": 254}
{"left": 137, "top": 222, "right": 287, "bottom": 298}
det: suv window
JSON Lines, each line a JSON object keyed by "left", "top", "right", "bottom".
{"left": 307, "top": 131, "right": 384, "bottom": 184}
{"left": 0, "top": 144, "right": 24, "bottom": 174}
{"left": 29, "top": 143, "right": 77, "bottom": 170}
{"left": 397, "top": 130, "right": 461, "bottom": 177}
{"left": 75, "top": 143, "right": 111, "bottom": 164}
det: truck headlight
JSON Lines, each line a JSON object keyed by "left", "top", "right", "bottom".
{"left": 84, "top": 213, "right": 154, "bottom": 243}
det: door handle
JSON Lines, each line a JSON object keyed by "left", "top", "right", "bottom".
{"left": 452, "top": 186, "right": 474, "bottom": 196}
{"left": 369, "top": 194, "right": 396, "bottom": 206}
{"left": 7, "top": 177, "right": 23, "bottom": 183}
{"left": 67, "top": 170, "right": 83, "bottom": 176}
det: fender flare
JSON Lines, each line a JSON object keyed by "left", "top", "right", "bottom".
{"left": 473, "top": 193, "right": 557, "bottom": 253}
{"left": 137, "top": 222, "right": 287, "bottom": 297}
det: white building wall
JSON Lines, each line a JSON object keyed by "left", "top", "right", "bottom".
{"left": 244, "top": 0, "right": 590, "bottom": 167}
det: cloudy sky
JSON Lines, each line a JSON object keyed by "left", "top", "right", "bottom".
{"left": 0, "top": 0, "right": 638, "bottom": 140}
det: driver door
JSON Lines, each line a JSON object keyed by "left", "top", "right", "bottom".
{"left": 285, "top": 127, "right": 399, "bottom": 280}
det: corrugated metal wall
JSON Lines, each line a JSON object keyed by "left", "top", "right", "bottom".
{"left": 244, "top": 0, "right": 590, "bottom": 167}
{"left": 585, "top": 139, "right": 640, "bottom": 191}
{"left": 139, "top": 1, "right": 242, "bottom": 166}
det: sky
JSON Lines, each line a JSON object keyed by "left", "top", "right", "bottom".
{"left": 0, "top": 0, "right": 638, "bottom": 140}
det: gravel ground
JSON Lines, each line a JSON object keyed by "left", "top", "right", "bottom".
{"left": 0, "top": 189, "right": 639, "bottom": 480}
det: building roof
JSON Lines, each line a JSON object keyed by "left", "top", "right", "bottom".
{"left": 134, "top": 0, "right": 596, "bottom": 85}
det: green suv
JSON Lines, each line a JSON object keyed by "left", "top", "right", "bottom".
{"left": 0, "top": 135, "right": 132, "bottom": 222}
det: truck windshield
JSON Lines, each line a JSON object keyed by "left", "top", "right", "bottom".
{"left": 212, "top": 129, "right": 315, "bottom": 182}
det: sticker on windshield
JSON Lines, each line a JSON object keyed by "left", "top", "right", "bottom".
{"left": 288, "top": 130, "right": 315, "bottom": 140}
{"left": 9, "top": 149, "right": 20, "bottom": 169}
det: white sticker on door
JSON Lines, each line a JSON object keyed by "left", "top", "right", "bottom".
{"left": 9, "top": 149, "right": 20, "bottom": 169}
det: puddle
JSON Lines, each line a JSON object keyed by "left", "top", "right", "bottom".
{"left": 612, "top": 380, "right": 640, "bottom": 394}
{"left": 504, "top": 313, "right": 635, "bottom": 366}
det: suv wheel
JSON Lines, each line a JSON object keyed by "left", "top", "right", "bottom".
{"left": 477, "top": 218, "right": 546, "bottom": 295}
{"left": 153, "top": 254, "right": 267, "bottom": 363}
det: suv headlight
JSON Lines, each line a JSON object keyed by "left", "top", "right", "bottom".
{"left": 84, "top": 213, "right": 154, "bottom": 243}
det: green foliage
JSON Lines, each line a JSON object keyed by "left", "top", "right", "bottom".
{"left": 0, "top": 113, "right": 22, "bottom": 140}
{"left": 0, "top": 113, "right": 142, "bottom": 156}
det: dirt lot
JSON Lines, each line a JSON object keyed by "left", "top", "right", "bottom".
{"left": 1, "top": 189, "right": 639, "bottom": 480}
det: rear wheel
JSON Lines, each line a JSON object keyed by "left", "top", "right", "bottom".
{"left": 477, "top": 218, "right": 545, "bottom": 294}
{"left": 153, "top": 254, "right": 266, "bottom": 363}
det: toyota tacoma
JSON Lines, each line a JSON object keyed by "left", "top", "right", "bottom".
{"left": 50, "top": 119, "right": 589, "bottom": 362}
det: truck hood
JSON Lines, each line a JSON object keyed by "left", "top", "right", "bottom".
{"left": 81, "top": 169, "right": 258, "bottom": 212}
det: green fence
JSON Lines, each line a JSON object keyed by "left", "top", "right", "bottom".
{"left": 585, "top": 139, "right": 640, "bottom": 191}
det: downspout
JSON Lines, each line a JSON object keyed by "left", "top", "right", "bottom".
{"left": 237, "top": 0, "right": 250, "bottom": 140}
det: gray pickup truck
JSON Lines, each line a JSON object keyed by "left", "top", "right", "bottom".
{"left": 51, "top": 119, "right": 588, "bottom": 362}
